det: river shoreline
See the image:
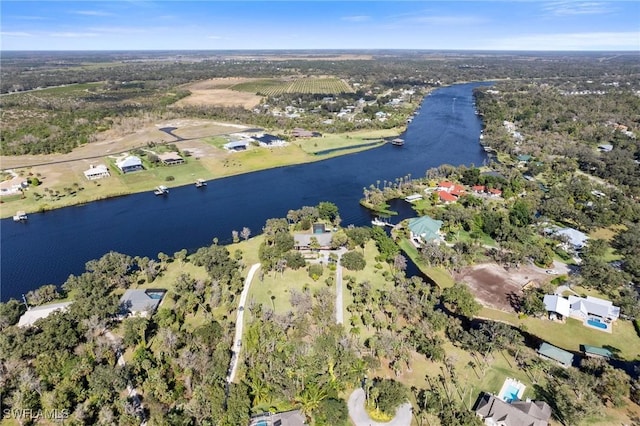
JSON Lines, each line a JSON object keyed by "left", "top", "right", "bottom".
{"left": 0, "top": 129, "right": 399, "bottom": 219}
{"left": 2, "top": 82, "right": 489, "bottom": 300}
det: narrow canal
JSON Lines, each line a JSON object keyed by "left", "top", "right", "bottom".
{"left": 0, "top": 82, "right": 490, "bottom": 301}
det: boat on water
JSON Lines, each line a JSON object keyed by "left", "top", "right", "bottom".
{"left": 154, "top": 185, "right": 169, "bottom": 195}
{"left": 391, "top": 138, "right": 405, "bottom": 146}
{"left": 371, "top": 217, "right": 391, "bottom": 227}
{"left": 13, "top": 211, "right": 27, "bottom": 222}
{"left": 195, "top": 179, "right": 207, "bottom": 188}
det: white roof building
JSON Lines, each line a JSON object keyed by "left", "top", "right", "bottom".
{"left": 568, "top": 295, "right": 620, "bottom": 321}
{"left": 84, "top": 164, "right": 110, "bottom": 180}
{"left": 116, "top": 156, "right": 143, "bottom": 173}
{"left": 18, "top": 301, "right": 72, "bottom": 327}
{"left": 543, "top": 295, "right": 571, "bottom": 318}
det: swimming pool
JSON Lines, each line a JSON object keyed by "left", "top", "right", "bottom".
{"left": 498, "top": 378, "right": 526, "bottom": 403}
{"left": 145, "top": 290, "right": 166, "bottom": 300}
{"left": 254, "top": 421, "right": 268, "bottom": 426}
{"left": 587, "top": 318, "right": 608, "bottom": 329}
{"left": 501, "top": 384, "right": 521, "bottom": 402}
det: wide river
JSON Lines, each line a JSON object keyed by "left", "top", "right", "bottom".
{"left": 1, "top": 82, "right": 490, "bottom": 302}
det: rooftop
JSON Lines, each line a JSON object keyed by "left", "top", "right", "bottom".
{"left": 18, "top": 301, "right": 73, "bottom": 327}
{"left": 538, "top": 342, "right": 574, "bottom": 367}
{"left": 408, "top": 216, "right": 443, "bottom": 242}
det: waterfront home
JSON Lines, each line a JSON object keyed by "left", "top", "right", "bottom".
{"left": 254, "top": 134, "right": 286, "bottom": 146}
{"left": 119, "top": 289, "right": 166, "bottom": 318}
{"left": 408, "top": 216, "right": 444, "bottom": 245}
{"left": 0, "top": 174, "right": 28, "bottom": 196}
{"left": 537, "top": 342, "right": 573, "bottom": 368}
{"left": 116, "top": 156, "right": 143, "bottom": 174}
{"left": 83, "top": 164, "right": 111, "bottom": 180}
{"left": 474, "top": 392, "right": 551, "bottom": 426}
{"left": 158, "top": 152, "right": 185, "bottom": 166}
{"left": 18, "top": 301, "right": 73, "bottom": 328}
{"left": 293, "top": 232, "right": 333, "bottom": 250}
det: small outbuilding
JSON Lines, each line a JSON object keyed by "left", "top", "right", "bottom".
{"left": 537, "top": 342, "right": 573, "bottom": 368}
{"left": 582, "top": 345, "right": 613, "bottom": 359}
{"left": 224, "top": 140, "right": 250, "bottom": 151}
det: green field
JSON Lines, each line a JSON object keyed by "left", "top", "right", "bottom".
{"left": 232, "top": 77, "right": 353, "bottom": 95}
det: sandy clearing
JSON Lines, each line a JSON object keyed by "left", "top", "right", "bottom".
{"left": 174, "top": 88, "right": 263, "bottom": 109}
{"left": 455, "top": 263, "right": 550, "bottom": 312}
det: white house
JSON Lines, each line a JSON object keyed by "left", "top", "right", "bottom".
{"left": 567, "top": 295, "right": 620, "bottom": 322}
{"left": 84, "top": 164, "right": 111, "bottom": 180}
{"left": 18, "top": 302, "right": 72, "bottom": 327}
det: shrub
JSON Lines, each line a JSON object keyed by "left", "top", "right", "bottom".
{"left": 165, "top": 176, "right": 175, "bottom": 182}
{"left": 308, "top": 263, "right": 323, "bottom": 280}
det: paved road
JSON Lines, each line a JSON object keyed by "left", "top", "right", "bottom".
{"left": 348, "top": 388, "right": 412, "bottom": 426}
{"left": 336, "top": 260, "right": 344, "bottom": 325}
{"left": 227, "top": 263, "right": 261, "bottom": 383}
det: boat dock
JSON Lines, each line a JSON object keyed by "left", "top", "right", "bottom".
{"left": 390, "top": 138, "right": 405, "bottom": 146}
{"left": 195, "top": 178, "right": 207, "bottom": 188}
{"left": 13, "top": 211, "right": 28, "bottom": 221}
{"left": 154, "top": 185, "right": 169, "bottom": 195}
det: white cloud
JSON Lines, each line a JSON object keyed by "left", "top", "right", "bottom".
{"left": 341, "top": 15, "right": 370, "bottom": 22}
{"left": 485, "top": 31, "right": 640, "bottom": 50}
{"left": 87, "top": 26, "right": 148, "bottom": 34}
{"left": 0, "top": 32, "right": 33, "bottom": 37}
{"left": 405, "top": 15, "right": 488, "bottom": 26}
{"left": 50, "top": 32, "right": 99, "bottom": 38}
{"left": 74, "top": 10, "right": 115, "bottom": 17}
{"left": 542, "top": 1, "right": 612, "bottom": 16}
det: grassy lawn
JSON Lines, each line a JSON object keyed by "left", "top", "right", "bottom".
{"left": 479, "top": 307, "right": 640, "bottom": 361}
{"left": 451, "top": 229, "right": 497, "bottom": 247}
{"left": 398, "top": 238, "right": 455, "bottom": 288}
{"left": 297, "top": 129, "right": 400, "bottom": 155}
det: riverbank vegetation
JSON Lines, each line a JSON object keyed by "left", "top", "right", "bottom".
{"left": 2, "top": 203, "right": 638, "bottom": 425}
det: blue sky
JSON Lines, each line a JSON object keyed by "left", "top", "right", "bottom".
{"left": 1, "top": 1, "right": 639, "bottom": 51}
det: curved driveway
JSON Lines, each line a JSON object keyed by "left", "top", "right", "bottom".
{"left": 227, "top": 263, "right": 261, "bottom": 383}
{"left": 348, "top": 388, "right": 412, "bottom": 426}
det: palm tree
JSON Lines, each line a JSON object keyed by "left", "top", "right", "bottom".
{"left": 296, "top": 383, "right": 327, "bottom": 418}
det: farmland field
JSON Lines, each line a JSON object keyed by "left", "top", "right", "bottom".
{"left": 231, "top": 77, "right": 353, "bottom": 95}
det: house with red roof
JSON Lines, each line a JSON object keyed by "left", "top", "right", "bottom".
{"left": 488, "top": 188, "right": 503, "bottom": 197}
{"left": 437, "top": 190, "right": 458, "bottom": 204}
{"left": 472, "top": 185, "right": 486, "bottom": 193}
